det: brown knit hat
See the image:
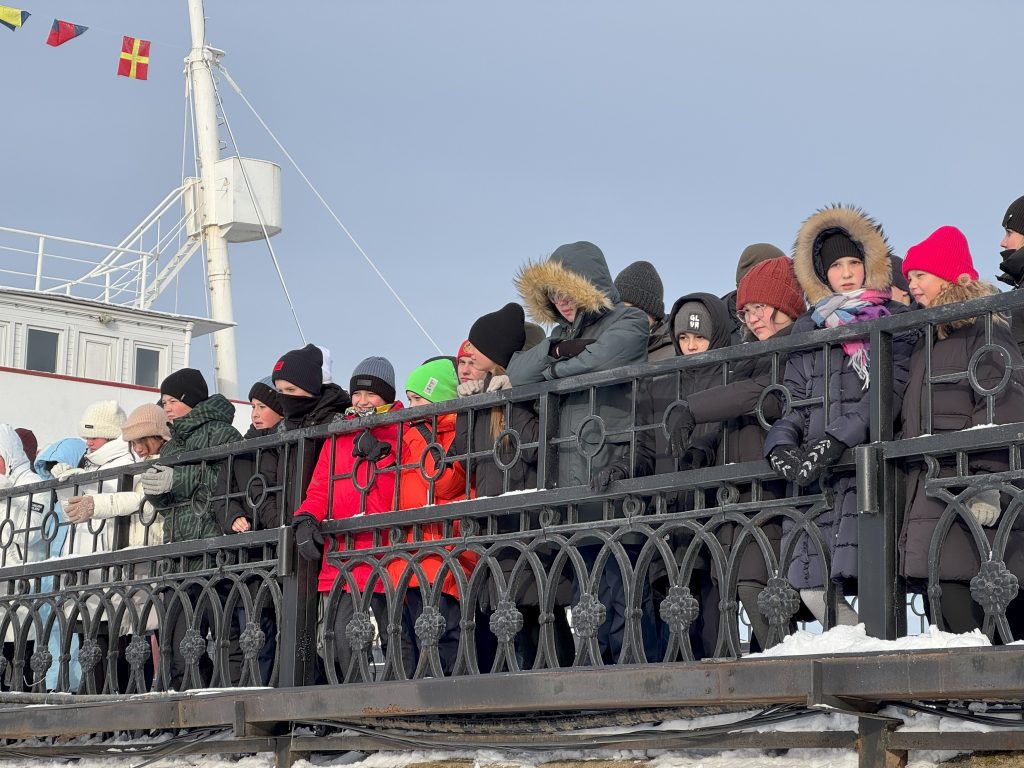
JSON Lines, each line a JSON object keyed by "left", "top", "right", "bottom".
{"left": 735, "top": 243, "right": 787, "bottom": 287}
{"left": 121, "top": 403, "right": 171, "bottom": 442}
{"left": 736, "top": 257, "right": 805, "bottom": 321}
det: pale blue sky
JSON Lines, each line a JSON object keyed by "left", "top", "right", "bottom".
{"left": 2, "top": 1, "right": 1021, "bottom": 397}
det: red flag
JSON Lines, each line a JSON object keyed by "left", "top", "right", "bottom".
{"left": 117, "top": 36, "right": 150, "bottom": 80}
{"left": 46, "top": 19, "right": 88, "bottom": 47}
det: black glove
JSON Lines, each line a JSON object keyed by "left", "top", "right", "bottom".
{"left": 795, "top": 436, "right": 847, "bottom": 487}
{"left": 551, "top": 338, "right": 596, "bottom": 360}
{"left": 590, "top": 465, "right": 627, "bottom": 492}
{"left": 768, "top": 445, "right": 802, "bottom": 482}
{"left": 352, "top": 429, "right": 392, "bottom": 463}
{"left": 679, "top": 446, "right": 709, "bottom": 470}
{"left": 666, "top": 401, "right": 696, "bottom": 459}
{"left": 292, "top": 513, "right": 324, "bottom": 562}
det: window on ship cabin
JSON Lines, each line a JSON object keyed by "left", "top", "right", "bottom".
{"left": 25, "top": 328, "right": 59, "bottom": 373}
{"left": 134, "top": 346, "right": 161, "bottom": 388}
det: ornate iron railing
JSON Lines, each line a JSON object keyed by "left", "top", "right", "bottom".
{"left": 1, "top": 289, "right": 1023, "bottom": 695}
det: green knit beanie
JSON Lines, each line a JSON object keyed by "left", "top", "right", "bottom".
{"left": 404, "top": 359, "right": 458, "bottom": 404}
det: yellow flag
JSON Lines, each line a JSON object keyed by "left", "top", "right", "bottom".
{"left": 0, "top": 5, "right": 30, "bottom": 31}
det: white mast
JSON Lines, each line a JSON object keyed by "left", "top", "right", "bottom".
{"left": 186, "top": 0, "right": 238, "bottom": 399}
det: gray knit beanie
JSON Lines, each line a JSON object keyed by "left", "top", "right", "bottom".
{"left": 350, "top": 356, "right": 396, "bottom": 403}
{"left": 614, "top": 261, "right": 665, "bottom": 321}
{"left": 674, "top": 301, "right": 714, "bottom": 339}
{"left": 735, "top": 243, "right": 787, "bottom": 287}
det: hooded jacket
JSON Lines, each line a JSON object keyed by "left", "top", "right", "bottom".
{"left": 216, "top": 424, "right": 285, "bottom": 533}
{"left": 508, "top": 242, "right": 650, "bottom": 487}
{"left": 635, "top": 292, "right": 734, "bottom": 478}
{"left": 146, "top": 393, "right": 242, "bottom": 544}
{"left": 899, "top": 278, "right": 1024, "bottom": 582}
{"left": 996, "top": 244, "right": 1024, "bottom": 352}
{"left": 294, "top": 402, "right": 405, "bottom": 593}
{"left": 765, "top": 206, "right": 916, "bottom": 590}
{"left": 275, "top": 383, "right": 351, "bottom": 433}
{"left": 0, "top": 424, "right": 51, "bottom": 570}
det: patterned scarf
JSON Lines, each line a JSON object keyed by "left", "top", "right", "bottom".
{"left": 810, "top": 288, "right": 891, "bottom": 389}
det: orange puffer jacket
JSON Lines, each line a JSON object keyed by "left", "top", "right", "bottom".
{"left": 388, "top": 412, "right": 476, "bottom": 598}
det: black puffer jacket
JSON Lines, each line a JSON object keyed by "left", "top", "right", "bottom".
{"left": 899, "top": 278, "right": 1024, "bottom": 582}
{"left": 215, "top": 425, "right": 284, "bottom": 532}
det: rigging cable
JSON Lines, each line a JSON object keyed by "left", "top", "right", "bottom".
{"left": 208, "top": 62, "right": 306, "bottom": 345}
{"left": 214, "top": 62, "right": 443, "bottom": 355}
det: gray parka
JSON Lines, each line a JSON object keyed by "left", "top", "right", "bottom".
{"left": 508, "top": 241, "right": 649, "bottom": 487}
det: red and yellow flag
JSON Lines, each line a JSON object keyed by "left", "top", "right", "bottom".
{"left": 117, "top": 36, "right": 150, "bottom": 80}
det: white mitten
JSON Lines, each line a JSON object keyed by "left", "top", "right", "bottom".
{"left": 140, "top": 465, "right": 174, "bottom": 495}
{"left": 457, "top": 379, "right": 486, "bottom": 397}
{"left": 50, "top": 462, "right": 85, "bottom": 481}
{"left": 486, "top": 375, "right": 512, "bottom": 392}
{"left": 64, "top": 495, "right": 96, "bottom": 524}
{"left": 968, "top": 488, "right": 1001, "bottom": 527}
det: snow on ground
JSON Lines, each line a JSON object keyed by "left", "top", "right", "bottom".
{"left": 747, "top": 623, "right": 990, "bottom": 657}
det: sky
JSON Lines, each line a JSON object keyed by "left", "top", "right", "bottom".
{"left": 2, "top": 0, "right": 1022, "bottom": 398}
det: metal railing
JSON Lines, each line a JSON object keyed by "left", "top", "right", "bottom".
{"left": 1, "top": 289, "right": 1023, "bottom": 696}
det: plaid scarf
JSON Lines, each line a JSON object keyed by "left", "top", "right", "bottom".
{"left": 810, "top": 288, "right": 891, "bottom": 389}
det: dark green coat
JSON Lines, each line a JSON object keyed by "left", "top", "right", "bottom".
{"left": 147, "top": 394, "right": 242, "bottom": 543}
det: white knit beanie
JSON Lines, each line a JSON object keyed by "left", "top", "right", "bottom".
{"left": 79, "top": 400, "right": 127, "bottom": 439}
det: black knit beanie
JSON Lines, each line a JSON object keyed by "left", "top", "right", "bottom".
{"left": 468, "top": 303, "right": 527, "bottom": 369}
{"left": 248, "top": 376, "right": 284, "bottom": 416}
{"left": 160, "top": 368, "right": 209, "bottom": 408}
{"left": 272, "top": 343, "right": 324, "bottom": 396}
{"left": 1003, "top": 195, "right": 1024, "bottom": 236}
{"left": 818, "top": 232, "right": 863, "bottom": 272}
{"left": 889, "top": 254, "right": 910, "bottom": 293}
{"left": 614, "top": 261, "right": 665, "bottom": 321}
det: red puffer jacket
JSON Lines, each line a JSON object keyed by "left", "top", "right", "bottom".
{"left": 294, "top": 403, "right": 403, "bottom": 593}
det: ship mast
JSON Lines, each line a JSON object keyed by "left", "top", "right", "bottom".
{"left": 186, "top": 0, "right": 238, "bottom": 399}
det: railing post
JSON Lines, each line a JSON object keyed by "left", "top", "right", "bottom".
{"left": 859, "top": 329, "right": 904, "bottom": 640}
{"left": 278, "top": 435, "right": 321, "bottom": 687}
{"left": 535, "top": 392, "right": 560, "bottom": 490}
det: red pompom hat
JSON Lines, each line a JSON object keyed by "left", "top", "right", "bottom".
{"left": 902, "top": 226, "right": 978, "bottom": 283}
{"left": 736, "top": 257, "right": 805, "bottom": 321}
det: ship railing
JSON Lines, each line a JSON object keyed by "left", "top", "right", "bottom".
{"left": 0, "top": 289, "right": 1022, "bottom": 693}
{"left": 0, "top": 185, "right": 195, "bottom": 307}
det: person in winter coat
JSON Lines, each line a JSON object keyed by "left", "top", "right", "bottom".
{"left": 509, "top": 242, "right": 649, "bottom": 663}
{"left": 457, "top": 340, "right": 488, "bottom": 386}
{"left": 614, "top": 260, "right": 673, "bottom": 361}
{"left": 0, "top": 423, "right": 52, "bottom": 689}
{"left": 627, "top": 291, "right": 734, "bottom": 661}
{"left": 272, "top": 344, "right": 352, "bottom": 432}
{"left": 51, "top": 401, "right": 133, "bottom": 560}
{"left": 666, "top": 257, "right": 805, "bottom": 651}
{"left": 140, "top": 368, "right": 242, "bottom": 690}
{"left": 450, "top": 303, "right": 575, "bottom": 670}
{"left": 722, "top": 243, "right": 788, "bottom": 343}
{"left": 996, "top": 195, "right": 1024, "bottom": 352}
{"left": 763, "top": 205, "right": 915, "bottom": 627}
{"left": 210, "top": 379, "right": 285, "bottom": 686}
{"left": 291, "top": 357, "right": 404, "bottom": 681}
{"left": 61, "top": 404, "right": 169, "bottom": 692}
{"left": 899, "top": 226, "right": 1024, "bottom": 637}
{"left": 387, "top": 360, "right": 473, "bottom": 676}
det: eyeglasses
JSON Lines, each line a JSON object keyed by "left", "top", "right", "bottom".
{"left": 736, "top": 304, "right": 770, "bottom": 324}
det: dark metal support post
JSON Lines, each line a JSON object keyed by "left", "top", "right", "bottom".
{"left": 858, "top": 718, "right": 907, "bottom": 768}
{"left": 278, "top": 437, "right": 321, "bottom": 687}
{"left": 860, "top": 329, "right": 902, "bottom": 639}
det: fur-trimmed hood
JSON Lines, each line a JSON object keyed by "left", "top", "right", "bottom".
{"left": 927, "top": 276, "right": 1002, "bottom": 340}
{"left": 515, "top": 241, "right": 617, "bottom": 326}
{"left": 793, "top": 205, "right": 893, "bottom": 305}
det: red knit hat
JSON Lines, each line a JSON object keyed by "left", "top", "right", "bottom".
{"left": 903, "top": 226, "right": 978, "bottom": 283}
{"left": 736, "top": 257, "right": 805, "bottom": 321}
{"left": 457, "top": 340, "right": 472, "bottom": 360}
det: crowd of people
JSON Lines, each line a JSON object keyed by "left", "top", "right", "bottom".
{"left": 2, "top": 195, "right": 1024, "bottom": 689}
